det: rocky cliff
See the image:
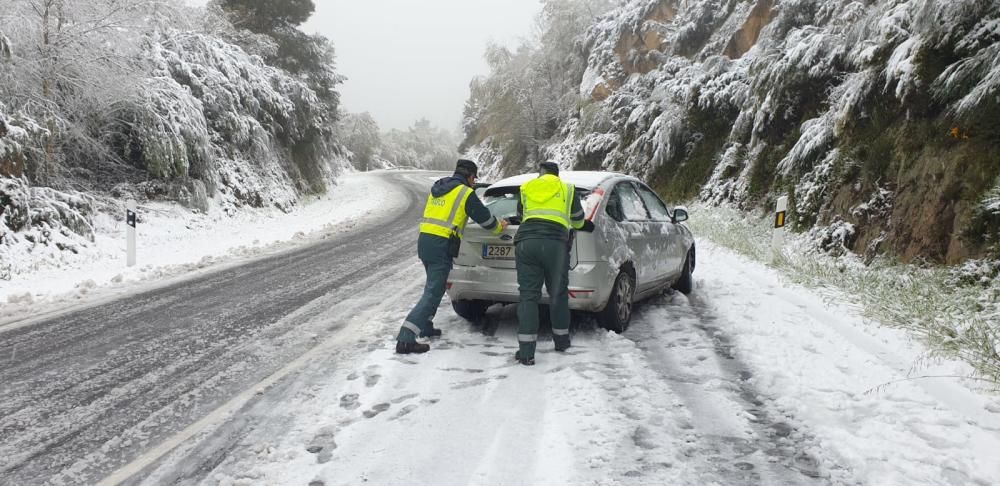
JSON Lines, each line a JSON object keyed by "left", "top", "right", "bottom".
{"left": 464, "top": 0, "right": 1000, "bottom": 263}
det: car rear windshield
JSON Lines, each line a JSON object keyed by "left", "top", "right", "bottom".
{"left": 482, "top": 186, "right": 591, "bottom": 219}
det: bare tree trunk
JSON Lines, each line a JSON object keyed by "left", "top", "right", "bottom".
{"left": 38, "top": 0, "right": 65, "bottom": 185}
{"left": 41, "top": 0, "right": 53, "bottom": 184}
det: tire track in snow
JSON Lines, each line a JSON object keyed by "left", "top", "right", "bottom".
{"left": 624, "top": 290, "right": 849, "bottom": 485}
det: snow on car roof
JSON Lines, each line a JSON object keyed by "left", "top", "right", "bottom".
{"left": 488, "top": 171, "right": 625, "bottom": 189}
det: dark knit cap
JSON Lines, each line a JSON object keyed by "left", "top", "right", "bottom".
{"left": 539, "top": 161, "right": 560, "bottom": 176}
{"left": 455, "top": 159, "right": 479, "bottom": 179}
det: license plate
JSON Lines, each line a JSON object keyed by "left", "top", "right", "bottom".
{"left": 482, "top": 244, "right": 515, "bottom": 260}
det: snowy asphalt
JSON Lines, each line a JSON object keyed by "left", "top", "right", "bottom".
{"left": 0, "top": 172, "right": 428, "bottom": 484}
{"left": 0, "top": 172, "right": 901, "bottom": 485}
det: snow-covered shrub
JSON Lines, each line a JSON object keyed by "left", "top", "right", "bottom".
{"left": 0, "top": 176, "right": 95, "bottom": 264}
{"left": 136, "top": 30, "right": 343, "bottom": 209}
{"left": 0, "top": 105, "right": 47, "bottom": 179}
{"left": 123, "top": 77, "right": 212, "bottom": 180}
{"left": 947, "top": 259, "right": 1000, "bottom": 288}
{"left": 806, "top": 217, "right": 858, "bottom": 257}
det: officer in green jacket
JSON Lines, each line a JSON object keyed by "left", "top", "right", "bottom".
{"left": 396, "top": 159, "right": 507, "bottom": 354}
{"left": 514, "top": 162, "right": 585, "bottom": 365}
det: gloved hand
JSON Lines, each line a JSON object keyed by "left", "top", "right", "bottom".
{"left": 580, "top": 220, "right": 596, "bottom": 233}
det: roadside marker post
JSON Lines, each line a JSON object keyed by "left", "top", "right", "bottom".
{"left": 126, "top": 199, "right": 137, "bottom": 267}
{"left": 771, "top": 196, "right": 788, "bottom": 263}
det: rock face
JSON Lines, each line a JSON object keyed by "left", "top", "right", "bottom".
{"left": 614, "top": 2, "right": 676, "bottom": 75}
{"left": 724, "top": 0, "right": 777, "bottom": 59}
{"left": 467, "top": 0, "right": 1000, "bottom": 263}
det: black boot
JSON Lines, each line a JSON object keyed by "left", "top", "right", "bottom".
{"left": 514, "top": 350, "right": 535, "bottom": 366}
{"left": 396, "top": 341, "right": 430, "bottom": 354}
{"left": 554, "top": 336, "right": 571, "bottom": 352}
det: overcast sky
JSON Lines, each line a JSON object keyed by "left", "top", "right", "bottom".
{"left": 184, "top": 0, "right": 542, "bottom": 131}
{"left": 303, "top": 0, "right": 542, "bottom": 131}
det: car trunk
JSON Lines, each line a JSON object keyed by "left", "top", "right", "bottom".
{"left": 456, "top": 224, "right": 579, "bottom": 270}
{"left": 457, "top": 184, "right": 588, "bottom": 269}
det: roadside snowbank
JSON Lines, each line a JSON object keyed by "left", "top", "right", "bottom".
{"left": 0, "top": 171, "right": 407, "bottom": 323}
{"left": 691, "top": 241, "right": 1000, "bottom": 485}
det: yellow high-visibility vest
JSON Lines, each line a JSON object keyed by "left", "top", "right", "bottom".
{"left": 419, "top": 184, "right": 473, "bottom": 239}
{"left": 520, "top": 174, "right": 578, "bottom": 229}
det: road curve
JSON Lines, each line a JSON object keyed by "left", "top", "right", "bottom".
{"left": 0, "top": 171, "right": 432, "bottom": 485}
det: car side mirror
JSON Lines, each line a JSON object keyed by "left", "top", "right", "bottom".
{"left": 672, "top": 206, "right": 689, "bottom": 223}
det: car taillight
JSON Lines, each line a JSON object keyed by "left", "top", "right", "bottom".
{"left": 446, "top": 282, "right": 453, "bottom": 290}
{"left": 586, "top": 187, "right": 605, "bottom": 221}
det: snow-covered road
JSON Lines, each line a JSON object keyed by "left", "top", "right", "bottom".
{"left": 2, "top": 171, "right": 998, "bottom": 486}
{"left": 0, "top": 172, "right": 427, "bottom": 483}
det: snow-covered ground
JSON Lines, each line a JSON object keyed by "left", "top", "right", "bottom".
{"left": 130, "top": 242, "right": 1000, "bottom": 485}
{"left": 4, "top": 170, "right": 999, "bottom": 485}
{"left": 0, "top": 171, "right": 409, "bottom": 323}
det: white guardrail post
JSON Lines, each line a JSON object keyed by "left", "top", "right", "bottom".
{"left": 126, "top": 199, "right": 137, "bottom": 267}
{"left": 771, "top": 196, "right": 788, "bottom": 263}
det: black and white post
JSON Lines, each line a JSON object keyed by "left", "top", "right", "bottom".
{"left": 126, "top": 199, "right": 137, "bottom": 267}
{"left": 771, "top": 196, "right": 788, "bottom": 263}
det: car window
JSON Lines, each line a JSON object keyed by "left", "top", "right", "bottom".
{"left": 482, "top": 189, "right": 519, "bottom": 219}
{"left": 636, "top": 185, "right": 671, "bottom": 222}
{"left": 615, "top": 183, "right": 649, "bottom": 221}
{"left": 481, "top": 186, "right": 590, "bottom": 220}
{"left": 605, "top": 191, "right": 624, "bottom": 222}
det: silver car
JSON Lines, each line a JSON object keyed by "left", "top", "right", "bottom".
{"left": 447, "top": 171, "right": 695, "bottom": 332}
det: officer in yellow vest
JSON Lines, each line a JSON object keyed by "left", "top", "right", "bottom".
{"left": 514, "top": 162, "right": 586, "bottom": 365}
{"left": 396, "top": 159, "right": 507, "bottom": 354}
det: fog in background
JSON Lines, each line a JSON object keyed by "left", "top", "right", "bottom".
{"left": 304, "top": 0, "right": 542, "bottom": 131}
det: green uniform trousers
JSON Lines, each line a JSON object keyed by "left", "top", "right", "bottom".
{"left": 397, "top": 233, "right": 452, "bottom": 343}
{"left": 515, "top": 238, "right": 571, "bottom": 359}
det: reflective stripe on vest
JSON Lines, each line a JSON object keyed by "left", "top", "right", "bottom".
{"left": 520, "top": 176, "right": 574, "bottom": 229}
{"left": 419, "top": 185, "right": 472, "bottom": 239}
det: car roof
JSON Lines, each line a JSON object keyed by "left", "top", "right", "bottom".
{"left": 488, "top": 171, "right": 627, "bottom": 190}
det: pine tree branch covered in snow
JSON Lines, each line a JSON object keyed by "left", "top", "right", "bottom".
{"left": 463, "top": 0, "right": 1000, "bottom": 264}
{"left": 0, "top": 0, "right": 347, "bottom": 270}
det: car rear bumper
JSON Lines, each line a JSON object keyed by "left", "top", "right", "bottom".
{"left": 446, "top": 261, "right": 613, "bottom": 313}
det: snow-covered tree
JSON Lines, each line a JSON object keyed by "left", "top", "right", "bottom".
{"left": 461, "top": 0, "right": 615, "bottom": 175}
{"left": 382, "top": 119, "right": 459, "bottom": 171}
{"left": 0, "top": 0, "right": 349, "bottom": 260}
{"left": 215, "top": 0, "right": 342, "bottom": 117}
{"left": 339, "top": 112, "right": 382, "bottom": 172}
{"left": 0, "top": 0, "right": 154, "bottom": 185}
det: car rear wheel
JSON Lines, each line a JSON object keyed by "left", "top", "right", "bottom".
{"left": 597, "top": 271, "right": 635, "bottom": 333}
{"left": 452, "top": 299, "right": 490, "bottom": 322}
{"left": 672, "top": 248, "right": 694, "bottom": 295}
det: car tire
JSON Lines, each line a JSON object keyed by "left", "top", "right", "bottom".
{"left": 452, "top": 299, "right": 490, "bottom": 322}
{"left": 672, "top": 249, "right": 694, "bottom": 295}
{"left": 597, "top": 270, "right": 635, "bottom": 333}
